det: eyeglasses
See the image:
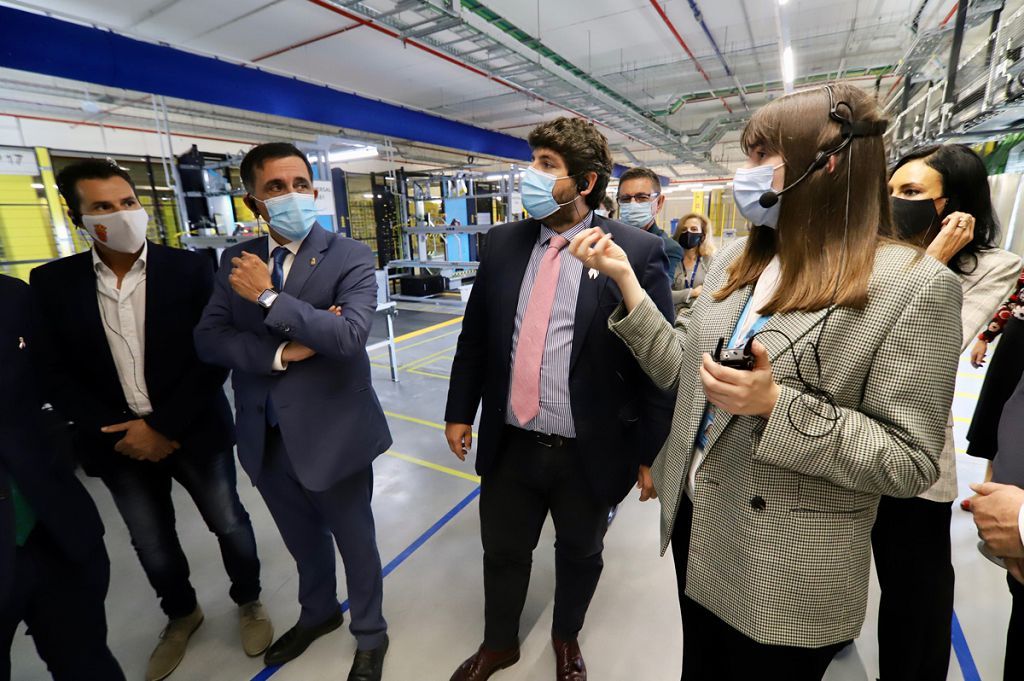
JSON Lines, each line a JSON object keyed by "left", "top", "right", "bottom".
{"left": 617, "top": 192, "right": 660, "bottom": 204}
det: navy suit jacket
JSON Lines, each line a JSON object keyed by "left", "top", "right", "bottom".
{"left": 194, "top": 226, "right": 392, "bottom": 493}
{"left": 0, "top": 275, "right": 106, "bottom": 607}
{"left": 29, "top": 244, "right": 234, "bottom": 475}
{"left": 445, "top": 214, "right": 676, "bottom": 505}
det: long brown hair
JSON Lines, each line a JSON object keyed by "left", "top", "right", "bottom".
{"left": 715, "top": 84, "right": 892, "bottom": 313}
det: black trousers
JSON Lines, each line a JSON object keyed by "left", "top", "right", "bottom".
{"left": 1006, "top": 573, "right": 1024, "bottom": 681}
{"left": 871, "top": 495, "right": 954, "bottom": 681}
{"left": 479, "top": 427, "right": 611, "bottom": 649}
{"left": 0, "top": 529, "right": 124, "bottom": 681}
{"left": 672, "top": 495, "right": 848, "bottom": 681}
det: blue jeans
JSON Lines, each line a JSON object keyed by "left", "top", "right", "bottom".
{"left": 101, "top": 449, "right": 261, "bottom": 619}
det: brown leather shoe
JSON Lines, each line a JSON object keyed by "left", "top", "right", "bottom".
{"left": 552, "top": 638, "right": 586, "bottom": 681}
{"left": 449, "top": 644, "right": 520, "bottom": 681}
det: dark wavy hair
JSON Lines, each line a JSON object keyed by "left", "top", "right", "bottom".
{"left": 528, "top": 117, "right": 612, "bottom": 211}
{"left": 890, "top": 144, "right": 999, "bottom": 275}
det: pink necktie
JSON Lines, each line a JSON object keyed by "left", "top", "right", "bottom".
{"left": 510, "top": 235, "right": 569, "bottom": 426}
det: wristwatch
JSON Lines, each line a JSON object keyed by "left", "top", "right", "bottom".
{"left": 257, "top": 288, "right": 279, "bottom": 309}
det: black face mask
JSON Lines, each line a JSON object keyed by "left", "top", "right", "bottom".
{"left": 682, "top": 232, "right": 704, "bottom": 250}
{"left": 892, "top": 197, "right": 941, "bottom": 239}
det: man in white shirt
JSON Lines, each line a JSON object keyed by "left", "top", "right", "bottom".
{"left": 31, "top": 159, "right": 271, "bottom": 681}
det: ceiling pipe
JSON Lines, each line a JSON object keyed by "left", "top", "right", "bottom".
{"left": 684, "top": 0, "right": 750, "bottom": 110}
{"left": 253, "top": 21, "right": 366, "bottom": 62}
{"left": 303, "top": 0, "right": 598, "bottom": 125}
{"left": 646, "top": 0, "right": 733, "bottom": 114}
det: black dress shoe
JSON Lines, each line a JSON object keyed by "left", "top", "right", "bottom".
{"left": 347, "top": 635, "right": 388, "bottom": 681}
{"left": 263, "top": 610, "right": 344, "bottom": 667}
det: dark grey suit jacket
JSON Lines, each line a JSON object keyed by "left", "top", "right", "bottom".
{"left": 194, "top": 226, "right": 392, "bottom": 492}
{"left": 994, "top": 375, "right": 1024, "bottom": 486}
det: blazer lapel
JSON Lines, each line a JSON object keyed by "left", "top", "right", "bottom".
{"left": 282, "top": 226, "right": 329, "bottom": 298}
{"left": 499, "top": 221, "right": 541, "bottom": 363}
{"left": 143, "top": 243, "right": 163, "bottom": 386}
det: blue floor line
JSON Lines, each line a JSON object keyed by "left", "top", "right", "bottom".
{"left": 250, "top": 486, "right": 481, "bottom": 681}
{"left": 952, "top": 610, "right": 982, "bottom": 681}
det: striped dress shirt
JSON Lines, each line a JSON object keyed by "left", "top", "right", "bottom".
{"left": 505, "top": 212, "right": 592, "bottom": 438}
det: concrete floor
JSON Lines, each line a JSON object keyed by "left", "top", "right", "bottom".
{"left": 10, "top": 304, "right": 1013, "bottom": 681}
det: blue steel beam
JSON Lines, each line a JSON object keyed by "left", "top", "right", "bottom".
{"left": 0, "top": 6, "right": 532, "bottom": 161}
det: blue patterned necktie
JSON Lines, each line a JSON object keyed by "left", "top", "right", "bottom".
{"left": 271, "top": 246, "right": 288, "bottom": 291}
{"left": 267, "top": 246, "right": 289, "bottom": 427}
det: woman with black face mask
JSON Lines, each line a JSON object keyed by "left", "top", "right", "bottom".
{"left": 874, "top": 143, "right": 1021, "bottom": 681}
{"left": 671, "top": 213, "right": 716, "bottom": 317}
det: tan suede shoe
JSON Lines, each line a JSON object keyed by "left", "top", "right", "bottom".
{"left": 239, "top": 601, "right": 274, "bottom": 657}
{"left": 146, "top": 606, "right": 204, "bottom": 681}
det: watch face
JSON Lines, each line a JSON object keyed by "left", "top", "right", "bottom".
{"left": 259, "top": 289, "right": 278, "bottom": 307}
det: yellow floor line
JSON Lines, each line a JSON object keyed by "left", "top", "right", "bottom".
{"left": 384, "top": 410, "right": 477, "bottom": 437}
{"left": 957, "top": 371, "right": 985, "bottom": 380}
{"left": 368, "top": 327, "right": 462, "bottom": 361}
{"left": 954, "top": 416, "right": 971, "bottom": 424}
{"left": 402, "top": 344, "right": 458, "bottom": 371}
{"left": 385, "top": 450, "right": 480, "bottom": 483}
{"left": 393, "top": 316, "right": 463, "bottom": 343}
{"left": 955, "top": 391, "right": 980, "bottom": 401}
{"left": 407, "top": 368, "right": 451, "bottom": 380}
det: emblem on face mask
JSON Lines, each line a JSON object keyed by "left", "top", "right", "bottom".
{"left": 95, "top": 224, "right": 109, "bottom": 242}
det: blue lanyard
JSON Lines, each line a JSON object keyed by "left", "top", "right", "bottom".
{"left": 685, "top": 256, "right": 702, "bottom": 289}
{"left": 729, "top": 296, "right": 771, "bottom": 347}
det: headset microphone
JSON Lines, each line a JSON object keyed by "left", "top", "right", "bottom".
{"left": 758, "top": 151, "right": 831, "bottom": 208}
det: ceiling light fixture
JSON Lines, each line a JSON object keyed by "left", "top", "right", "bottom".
{"left": 782, "top": 46, "right": 796, "bottom": 87}
{"left": 328, "top": 145, "right": 379, "bottom": 162}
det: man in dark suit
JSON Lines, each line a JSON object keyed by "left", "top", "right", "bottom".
{"left": 444, "top": 118, "right": 674, "bottom": 681}
{"left": 615, "top": 166, "right": 681, "bottom": 282}
{"left": 30, "top": 159, "right": 269, "bottom": 681}
{"left": 0, "top": 273, "right": 124, "bottom": 681}
{"left": 194, "top": 143, "right": 392, "bottom": 681}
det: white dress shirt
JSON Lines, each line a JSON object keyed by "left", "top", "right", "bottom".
{"left": 93, "top": 243, "right": 153, "bottom": 417}
{"left": 268, "top": 236, "right": 305, "bottom": 371}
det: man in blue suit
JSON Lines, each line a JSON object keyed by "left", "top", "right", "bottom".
{"left": 195, "top": 143, "right": 392, "bottom": 681}
{"left": 0, "top": 274, "right": 124, "bottom": 681}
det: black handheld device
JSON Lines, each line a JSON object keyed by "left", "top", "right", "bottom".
{"left": 713, "top": 336, "right": 756, "bottom": 371}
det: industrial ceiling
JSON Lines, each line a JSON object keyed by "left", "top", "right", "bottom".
{"left": 1, "top": 0, "right": 1020, "bottom": 179}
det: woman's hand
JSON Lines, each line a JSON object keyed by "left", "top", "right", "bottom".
{"left": 699, "top": 341, "right": 780, "bottom": 418}
{"left": 569, "top": 227, "right": 632, "bottom": 284}
{"left": 926, "top": 211, "right": 975, "bottom": 265}
{"left": 971, "top": 339, "right": 989, "bottom": 368}
{"left": 637, "top": 465, "right": 657, "bottom": 502}
{"left": 690, "top": 285, "right": 703, "bottom": 299}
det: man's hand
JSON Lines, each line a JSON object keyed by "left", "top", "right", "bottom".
{"left": 970, "top": 482, "right": 1024, "bottom": 558}
{"left": 445, "top": 423, "right": 473, "bottom": 461}
{"left": 101, "top": 419, "right": 180, "bottom": 462}
{"left": 281, "top": 341, "right": 316, "bottom": 366}
{"left": 229, "top": 251, "right": 273, "bottom": 303}
{"left": 699, "top": 341, "right": 780, "bottom": 418}
{"left": 637, "top": 465, "right": 657, "bottom": 502}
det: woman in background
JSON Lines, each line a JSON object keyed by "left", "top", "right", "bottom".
{"left": 671, "top": 213, "right": 716, "bottom": 317}
{"left": 874, "top": 143, "right": 1021, "bottom": 681}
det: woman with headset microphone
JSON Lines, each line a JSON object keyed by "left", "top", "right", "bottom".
{"left": 569, "top": 84, "right": 963, "bottom": 680}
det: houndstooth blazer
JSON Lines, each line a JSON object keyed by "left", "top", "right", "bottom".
{"left": 609, "top": 238, "right": 962, "bottom": 648}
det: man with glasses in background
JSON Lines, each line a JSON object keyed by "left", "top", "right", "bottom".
{"left": 615, "top": 167, "right": 680, "bottom": 282}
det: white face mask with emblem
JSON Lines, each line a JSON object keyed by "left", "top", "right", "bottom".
{"left": 82, "top": 208, "right": 149, "bottom": 253}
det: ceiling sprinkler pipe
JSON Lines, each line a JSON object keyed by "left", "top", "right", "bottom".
{"left": 685, "top": 0, "right": 750, "bottom": 110}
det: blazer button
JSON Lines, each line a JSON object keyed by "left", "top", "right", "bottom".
{"left": 750, "top": 496, "right": 766, "bottom": 511}
{"left": 256, "top": 405, "right": 265, "bottom": 414}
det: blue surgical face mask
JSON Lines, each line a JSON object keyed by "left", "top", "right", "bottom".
{"left": 520, "top": 166, "right": 576, "bottom": 220}
{"left": 619, "top": 201, "right": 656, "bottom": 229}
{"left": 257, "top": 192, "right": 318, "bottom": 241}
{"left": 733, "top": 163, "right": 784, "bottom": 229}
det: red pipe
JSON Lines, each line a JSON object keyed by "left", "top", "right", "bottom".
{"left": 303, "top": 0, "right": 632, "bottom": 136}
{"left": 941, "top": 2, "right": 959, "bottom": 26}
{"left": 253, "top": 21, "right": 365, "bottom": 62}
{"left": 647, "top": 0, "right": 732, "bottom": 114}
